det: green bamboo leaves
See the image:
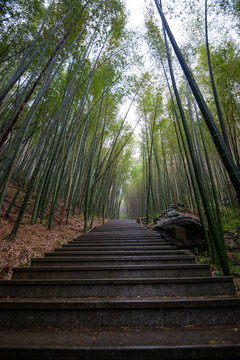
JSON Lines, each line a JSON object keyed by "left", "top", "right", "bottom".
{"left": 154, "top": 0, "right": 240, "bottom": 205}
{"left": 125, "top": 1, "right": 239, "bottom": 276}
{"left": 0, "top": 0, "right": 135, "bottom": 236}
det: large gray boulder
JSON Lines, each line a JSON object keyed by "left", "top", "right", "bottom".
{"left": 151, "top": 206, "right": 206, "bottom": 250}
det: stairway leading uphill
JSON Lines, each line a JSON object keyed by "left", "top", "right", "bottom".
{"left": 0, "top": 220, "right": 240, "bottom": 359}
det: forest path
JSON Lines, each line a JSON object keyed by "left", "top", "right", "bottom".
{"left": 0, "top": 220, "right": 240, "bottom": 359}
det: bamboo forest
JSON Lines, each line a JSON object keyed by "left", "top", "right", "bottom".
{"left": 0, "top": 0, "right": 239, "bottom": 278}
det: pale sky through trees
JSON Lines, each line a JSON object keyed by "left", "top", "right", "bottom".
{"left": 122, "top": 0, "right": 182, "bottom": 139}
{"left": 122, "top": 0, "right": 146, "bottom": 138}
{"left": 126, "top": 0, "right": 145, "bottom": 29}
{"left": 126, "top": 0, "right": 183, "bottom": 41}
{"left": 122, "top": 0, "right": 239, "bottom": 141}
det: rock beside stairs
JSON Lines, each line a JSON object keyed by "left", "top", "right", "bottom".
{"left": 151, "top": 205, "right": 206, "bottom": 250}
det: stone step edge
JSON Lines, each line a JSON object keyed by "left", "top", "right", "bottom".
{"left": 69, "top": 242, "right": 168, "bottom": 244}
{"left": 30, "top": 255, "right": 196, "bottom": 262}
{"left": 47, "top": 250, "right": 185, "bottom": 255}
{"left": 1, "top": 297, "right": 240, "bottom": 309}
{"left": 70, "top": 241, "right": 167, "bottom": 244}
{"left": 73, "top": 236, "right": 164, "bottom": 238}
{"left": 1, "top": 344, "right": 239, "bottom": 352}
{"left": 2, "top": 345, "right": 240, "bottom": 360}
{"left": 0, "top": 276, "right": 234, "bottom": 285}
{"left": 68, "top": 245, "right": 169, "bottom": 248}
{"left": 73, "top": 238, "right": 165, "bottom": 241}
{"left": 13, "top": 264, "right": 210, "bottom": 272}
{"left": 54, "top": 247, "right": 177, "bottom": 251}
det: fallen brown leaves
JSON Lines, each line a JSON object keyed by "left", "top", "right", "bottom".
{"left": 0, "top": 184, "right": 103, "bottom": 279}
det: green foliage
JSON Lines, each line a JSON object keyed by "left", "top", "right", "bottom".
{"left": 0, "top": 0, "right": 239, "bottom": 279}
{"left": 125, "top": 0, "right": 240, "bottom": 276}
{"left": 0, "top": 0, "right": 138, "bottom": 235}
{"left": 194, "top": 248, "right": 209, "bottom": 264}
{"left": 221, "top": 209, "right": 240, "bottom": 237}
{"left": 218, "top": 0, "right": 240, "bottom": 24}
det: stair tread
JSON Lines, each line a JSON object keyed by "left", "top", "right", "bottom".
{"left": 1, "top": 296, "right": 239, "bottom": 307}
{"left": 13, "top": 264, "right": 210, "bottom": 271}
{"left": 0, "top": 325, "right": 240, "bottom": 347}
{"left": 0, "top": 276, "right": 234, "bottom": 284}
{"left": 49, "top": 250, "right": 183, "bottom": 254}
{"left": 32, "top": 255, "right": 195, "bottom": 260}
{"left": 61, "top": 245, "right": 173, "bottom": 248}
{"left": 61, "top": 246, "right": 174, "bottom": 248}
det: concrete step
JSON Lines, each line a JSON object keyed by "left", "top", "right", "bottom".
{"left": 76, "top": 232, "right": 162, "bottom": 236}
{"left": 73, "top": 237, "right": 165, "bottom": 242}
{"left": 31, "top": 255, "right": 196, "bottom": 267}
{"left": 0, "top": 325, "right": 240, "bottom": 359}
{"left": 12, "top": 264, "right": 211, "bottom": 279}
{"left": 90, "top": 228, "right": 152, "bottom": 230}
{"left": 57, "top": 245, "right": 177, "bottom": 251}
{"left": 47, "top": 250, "right": 186, "bottom": 257}
{"left": 92, "top": 229, "right": 150, "bottom": 232}
{"left": 79, "top": 233, "right": 161, "bottom": 236}
{"left": 68, "top": 243, "right": 170, "bottom": 248}
{"left": 70, "top": 240, "right": 168, "bottom": 245}
{"left": 0, "top": 277, "right": 236, "bottom": 298}
{"left": 0, "top": 297, "right": 240, "bottom": 328}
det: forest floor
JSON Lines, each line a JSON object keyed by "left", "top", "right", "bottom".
{"left": 188, "top": 215, "right": 240, "bottom": 293}
{"left": 194, "top": 242, "right": 240, "bottom": 295}
{"left": 0, "top": 183, "right": 103, "bottom": 279}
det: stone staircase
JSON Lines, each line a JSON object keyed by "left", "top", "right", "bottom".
{"left": 0, "top": 219, "right": 240, "bottom": 359}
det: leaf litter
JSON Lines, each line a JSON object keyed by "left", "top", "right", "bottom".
{"left": 0, "top": 183, "right": 102, "bottom": 279}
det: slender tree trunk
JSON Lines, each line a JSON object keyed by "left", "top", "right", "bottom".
{"left": 154, "top": 0, "right": 240, "bottom": 205}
